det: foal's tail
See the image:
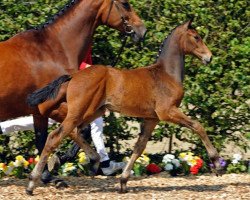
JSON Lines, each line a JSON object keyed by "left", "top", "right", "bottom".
{"left": 27, "top": 75, "right": 72, "bottom": 107}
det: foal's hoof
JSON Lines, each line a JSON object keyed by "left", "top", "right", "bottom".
{"left": 120, "top": 178, "right": 128, "bottom": 193}
{"left": 25, "top": 189, "right": 33, "bottom": 196}
{"left": 55, "top": 180, "right": 69, "bottom": 189}
{"left": 119, "top": 188, "right": 128, "bottom": 194}
{"left": 214, "top": 168, "right": 225, "bottom": 177}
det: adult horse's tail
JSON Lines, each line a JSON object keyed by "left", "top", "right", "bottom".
{"left": 27, "top": 75, "right": 72, "bottom": 107}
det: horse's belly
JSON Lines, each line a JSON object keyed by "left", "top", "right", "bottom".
{"left": 106, "top": 102, "right": 156, "bottom": 118}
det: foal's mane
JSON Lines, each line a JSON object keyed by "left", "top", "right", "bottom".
{"left": 155, "top": 21, "right": 195, "bottom": 61}
{"left": 155, "top": 25, "right": 179, "bottom": 61}
{"left": 36, "top": 0, "right": 80, "bottom": 30}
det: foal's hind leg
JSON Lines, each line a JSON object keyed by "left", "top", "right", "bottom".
{"left": 158, "top": 107, "right": 223, "bottom": 175}
{"left": 120, "top": 119, "right": 159, "bottom": 193}
{"left": 68, "top": 127, "right": 100, "bottom": 175}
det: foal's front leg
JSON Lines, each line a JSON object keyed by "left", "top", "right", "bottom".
{"left": 120, "top": 119, "right": 159, "bottom": 193}
{"left": 158, "top": 107, "right": 223, "bottom": 175}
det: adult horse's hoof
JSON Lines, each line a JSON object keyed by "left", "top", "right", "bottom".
{"left": 41, "top": 170, "right": 53, "bottom": 184}
{"left": 25, "top": 189, "right": 33, "bottom": 196}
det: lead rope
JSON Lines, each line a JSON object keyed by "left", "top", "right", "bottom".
{"left": 105, "top": 0, "right": 131, "bottom": 67}
{"left": 110, "top": 35, "right": 128, "bottom": 67}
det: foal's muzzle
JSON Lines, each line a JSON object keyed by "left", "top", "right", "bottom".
{"left": 202, "top": 56, "right": 213, "bottom": 65}
{"left": 130, "top": 25, "right": 147, "bottom": 43}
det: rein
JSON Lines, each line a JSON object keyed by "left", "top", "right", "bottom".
{"left": 105, "top": 0, "right": 134, "bottom": 67}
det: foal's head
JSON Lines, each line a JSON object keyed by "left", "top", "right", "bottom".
{"left": 178, "top": 20, "right": 212, "bottom": 64}
{"left": 100, "top": 0, "right": 146, "bottom": 42}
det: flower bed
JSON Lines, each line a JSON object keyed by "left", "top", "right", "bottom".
{"left": 0, "top": 152, "right": 249, "bottom": 179}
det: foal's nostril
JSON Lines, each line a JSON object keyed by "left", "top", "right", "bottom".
{"left": 206, "top": 56, "right": 212, "bottom": 64}
{"left": 209, "top": 56, "right": 213, "bottom": 63}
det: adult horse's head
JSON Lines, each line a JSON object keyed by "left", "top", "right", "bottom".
{"left": 100, "top": 0, "right": 147, "bottom": 42}
{"left": 179, "top": 20, "right": 212, "bottom": 65}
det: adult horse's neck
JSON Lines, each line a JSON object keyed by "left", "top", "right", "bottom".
{"left": 156, "top": 29, "right": 185, "bottom": 85}
{"left": 42, "top": 0, "right": 103, "bottom": 70}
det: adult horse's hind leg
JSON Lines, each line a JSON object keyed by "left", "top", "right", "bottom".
{"left": 33, "top": 115, "right": 54, "bottom": 183}
{"left": 33, "top": 114, "right": 49, "bottom": 155}
{"left": 33, "top": 114, "right": 68, "bottom": 187}
{"left": 120, "top": 118, "right": 159, "bottom": 193}
{"left": 159, "top": 107, "right": 223, "bottom": 175}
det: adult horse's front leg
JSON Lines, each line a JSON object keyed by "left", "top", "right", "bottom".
{"left": 158, "top": 107, "right": 223, "bottom": 175}
{"left": 120, "top": 119, "right": 159, "bottom": 193}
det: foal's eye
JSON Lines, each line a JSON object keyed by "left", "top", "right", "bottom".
{"left": 122, "top": 2, "right": 130, "bottom": 10}
{"left": 194, "top": 35, "right": 200, "bottom": 41}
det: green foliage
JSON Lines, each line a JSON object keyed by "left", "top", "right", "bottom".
{"left": 226, "top": 162, "right": 247, "bottom": 174}
{"left": 0, "top": 0, "right": 249, "bottom": 161}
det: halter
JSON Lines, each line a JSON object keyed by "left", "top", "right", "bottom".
{"left": 105, "top": 0, "right": 135, "bottom": 67}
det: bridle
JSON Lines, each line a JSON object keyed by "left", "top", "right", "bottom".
{"left": 105, "top": 0, "right": 135, "bottom": 35}
{"left": 105, "top": 0, "right": 135, "bottom": 66}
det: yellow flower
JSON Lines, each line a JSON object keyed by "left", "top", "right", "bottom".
{"left": 194, "top": 156, "right": 200, "bottom": 160}
{"left": 4, "top": 162, "right": 14, "bottom": 175}
{"left": 16, "top": 155, "right": 24, "bottom": 162}
{"left": 63, "top": 163, "right": 76, "bottom": 173}
{"left": 23, "top": 160, "right": 29, "bottom": 168}
{"left": 8, "top": 161, "right": 14, "bottom": 167}
{"left": 78, "top": 152, "right": 89, "bottom": 165}
{"left": 187, "top": 152, "right": 194, "bottom": 156}
{"left": 179, "top": 152, "right": 187, "bottom": 159}
{"left": 136, "top": 154, "right": 150, "bottom": 166}
{"left": 0, "top": 163, "right": 7, "bottom": 171}
{"left": 35, "top": 155, "right": 40, "bottom": 163}
{"left": 123, "top": 156, "right": 130, "bottom": 162}
{"left": 187, "top": 159, "right": 197, "bottom": 166}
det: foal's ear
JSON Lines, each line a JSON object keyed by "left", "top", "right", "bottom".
{"left": 183, "top": 19, "right": 193, "bottom": 30}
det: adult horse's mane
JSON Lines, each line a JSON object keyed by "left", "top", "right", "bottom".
{"left": 36, "top": 0, "right": 80, "bottom": 30}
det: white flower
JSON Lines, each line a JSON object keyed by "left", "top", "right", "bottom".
{"left": 172, "top": 159, "right": 180, "bottom": 168}
{"left": 232, "top": 154, "right": 242, "bottom": 161}
{"left": 232, "top": 159, "right": 239, "bottom": 164}
{"left": 164, "top": 163, "right": 173, "bottom": 171}
{"left": 231, "top": 154, "right": 242, "bottom": 164}
{"left": 162, "top": 154, "right": 175, "bottom": 164}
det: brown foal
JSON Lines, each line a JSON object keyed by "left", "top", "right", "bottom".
{"left": 27, "top": 20, "right": 222, "bottom": 194}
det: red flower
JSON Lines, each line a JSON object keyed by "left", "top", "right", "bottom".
{"left": 28, "top": 157, "right": 34, "bottom": 164}
{"left": 190, "top": 165, "right": 199, "bottom": 175}
{"left": 196, "top": 159, "right": 203, "bottom": 169}
{"left": 146, "top": 163, "right": 161, "bottom": 174}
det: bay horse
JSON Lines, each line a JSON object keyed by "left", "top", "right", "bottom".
{"left": 26, "top": 20, "right": 222, "bottom": 195}
{"left": 0, "top": 0, "right": 146, "bottom": 182}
